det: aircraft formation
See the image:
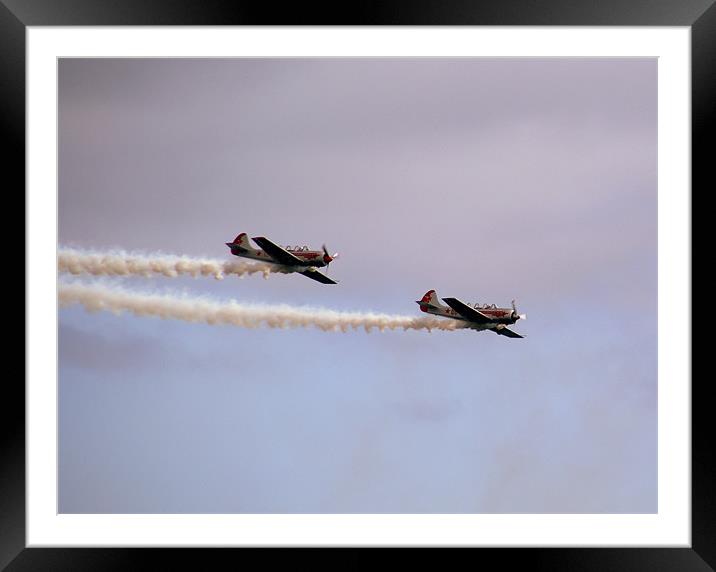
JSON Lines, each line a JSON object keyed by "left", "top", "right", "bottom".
{"left": 227, "top": 232, "right": 527, "bottom": 339}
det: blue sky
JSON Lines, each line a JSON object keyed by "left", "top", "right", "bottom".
{"left": 58, "top": 58, "right": 657, "bottom": 513}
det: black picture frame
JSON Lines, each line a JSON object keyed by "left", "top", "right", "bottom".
{"left": 7, "top": 1, "right": 709, "bottom": 569}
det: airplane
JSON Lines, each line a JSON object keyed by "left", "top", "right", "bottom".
{"left": 226, "top": 233, "right": 339, "bottom": 285}
{"left": 416, "top": 289, "right": 526, "bottom": 338}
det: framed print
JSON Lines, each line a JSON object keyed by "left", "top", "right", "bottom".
{"left": 7, "top": 0, "right": 709, "bottom": 569}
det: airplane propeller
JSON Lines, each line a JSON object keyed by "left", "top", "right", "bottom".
{"left": 511, "top": 299, "right": 527, "bottom": 321}
{"left": 322, "top": 244, "right": 339, "bottom": 273}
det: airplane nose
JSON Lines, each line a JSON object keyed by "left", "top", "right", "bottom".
{"left": 322, "top": 245, "right": 339, "bottom": 264}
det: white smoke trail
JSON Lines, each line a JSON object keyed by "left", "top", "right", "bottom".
{"left": 58, "top": 247, "right": 291, "bottom": 280}
{"left": 58, "top": 282, "right": 468, "bottom": 334}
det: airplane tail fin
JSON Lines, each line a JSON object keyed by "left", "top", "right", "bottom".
{"left": 416, "top": 289, "right": 444, "bottom": 312}
{"left": 226, "top": 232, "right": 256, "bottom": 253}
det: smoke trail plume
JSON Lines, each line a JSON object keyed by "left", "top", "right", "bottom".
{"left": 58, "top": 282, "right": 468, "bottom": 334}
{"left": 58, "top": 248, "right": 290, "bottom": 280}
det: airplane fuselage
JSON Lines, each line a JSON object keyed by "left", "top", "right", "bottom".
{"left": 227, "top": 244, "right": 328, "bottom": 268}
{"left": 421, "top": 304, "right": 518, "bottom": 328}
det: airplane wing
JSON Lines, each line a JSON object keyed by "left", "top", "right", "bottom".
{"left": 492, "top": 327, "right": 524, "bottom": 339}
{"left": 441, "top": 297, "right": 493, "bottom": 324}
{"left": 299, "top": 268, "right": 338, "bottom": 285}
{"left": 252, "top": 236, "right": 304, "bottom": 266}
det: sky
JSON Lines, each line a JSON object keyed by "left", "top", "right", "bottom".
{"left": 58, "top": 58, "right": 657, "bottom": 513}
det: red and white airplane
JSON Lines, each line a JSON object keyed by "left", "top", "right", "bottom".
{"left": 416, "top": 289, "right": 526, "bottom": 338}
{"left": 226, "top": 233, "right": 339, "bottom": 284}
